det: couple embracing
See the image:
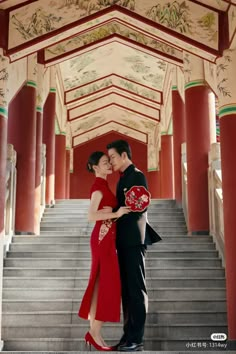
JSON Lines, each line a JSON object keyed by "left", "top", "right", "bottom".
{"left": 78, "top": 139, "right": 161, "bottom": 352}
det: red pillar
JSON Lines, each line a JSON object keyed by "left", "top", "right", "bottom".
{"left": 8, "top": 85, "right": 36, "bottom": 234}
{"left": 172, "top": 89, "right": 186, "bottom": 205}
{"left": 34, "top": 109, "right": 43, "bottom": 234}
{"left": 160, "top": 135, "right": 174, "bottom": 199}
{"left": 43, "top": 92, "right": 56, "bottom": 206}
{"left": 55, "top": 134, "right": 66, "bottom": 199}
{"left": 220, "top": 113, "right": 236, "bottom": 339}
{"left": 65, "top": 149, "right": 70, "bottom": 199}
{"left": 185, "top": 85, "right": 210, "bottom": 233}
{"left": 0, "top": 114, "right": 7, "bottom": 237}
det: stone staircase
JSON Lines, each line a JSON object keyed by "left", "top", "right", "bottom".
{"left": 2, "top": 199, "right": 228, "bottom": 351}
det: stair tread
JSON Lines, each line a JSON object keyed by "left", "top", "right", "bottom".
{"left": 3, "top": 199, "right": 227, "bottom": 351}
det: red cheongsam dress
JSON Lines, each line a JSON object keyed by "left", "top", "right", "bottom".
{"left": 78, "top": 177, "right": 121, "bottom": 322}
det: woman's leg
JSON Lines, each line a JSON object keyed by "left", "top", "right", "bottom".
{"left": 89, "top": 273, "right": 108, "bottom": 346}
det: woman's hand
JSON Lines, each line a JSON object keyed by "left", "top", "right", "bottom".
{"left": 116, "top": 206, "right": 131, "bottom": 218}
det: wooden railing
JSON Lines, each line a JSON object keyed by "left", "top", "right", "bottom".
{"left": 4, "top": 144, "right": 17, "bottom": 252}
{"left": 208, "top": 143, "right": 225, "bottom": 264}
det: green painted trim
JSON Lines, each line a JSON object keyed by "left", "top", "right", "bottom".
{"left": 185, "top": 80, "right": 205, "bottom": 90}
{"left": 219, "top": 105, "right": 236, "bottom": 118}
{"left": 50, "top": 88, "right": 56, "bottom": 93}
{"left": 70, "top": 170, "right": 74, "bottom": 173}
{"left": 172, "top": 85, "right": 178, "bottom": 90}
{"left": 66, "top": 147, "right": 71, "bottom": 150}
{"left": 26, "top": 80, "right": 37, "bottom": 88}
{"left": 36, "top": 106, "right": 43, "bottom": 113}
{"left": 0, "top": 106, "right": 8, "bottom": 118}
{"left": 56, "top": 132, "right": 67, "bottom": 136}
{"left": 148, "top": 168, "right": 158, "bottom": 172}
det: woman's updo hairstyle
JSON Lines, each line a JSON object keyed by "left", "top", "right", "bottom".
{"left": 87, "top": 151, "right": 105, "bottom": 173}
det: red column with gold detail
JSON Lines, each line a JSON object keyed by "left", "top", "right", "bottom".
{"left": 34, "top": 107, "right": 43, "bottom": 234}
{"left": 160, "top": 135, "right": 174, "bottom": 199}
{"left": 217, "top": 50, "right": 236, "bottom": 340}
{"left": 185, "top": 83, "right": 210, "bottom": 233}
{"left": 172, "top": 87, "right": 186, "bottom": 205}
{"left": 43, "top": 91, "right": 56, "bottom": 206}
{"left": 55, "top": 134, "right": 66, "bottom": 199}
{"left": 8, "top": 84, "right": 36, "bottom": 234}
{"left": 65, "top": 149, "right": 70, "bottom": 199}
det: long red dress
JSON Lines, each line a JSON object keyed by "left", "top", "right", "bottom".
{"left": 78, "top": 177, "right": 121, "bottom": 322}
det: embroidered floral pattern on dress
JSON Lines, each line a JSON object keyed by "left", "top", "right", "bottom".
{"left": 125, "top": 185, "right": 151, "bottom": 212}
{"left": 99, "top": 219, "right": 113, "bottom": 242}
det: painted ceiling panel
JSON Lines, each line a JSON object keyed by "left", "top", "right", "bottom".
{"left": 68, "top": 92, "right": 159, "bottom": 121}
{"left": 59, "top": 41, "right": 167, "bottom": 93}
{"left": 67, "top": 86, "right": 161, "bottom": 110}
{"left": 65, "top": 74, "right": 162, "bottom": 104}
{"left": 70, "top": 105, "right": 157, "bottom": 137}
{"left": 44, "top": 20, "right": 183, "bottom": 62}
{"left": 73, "top": 121, "right": 147, "bottom": 147}
{"left": 6, "top": 8, "right": 218, "bottom": 64}
{"left": 8, "top": 0, "right": 220, "bottom": 51}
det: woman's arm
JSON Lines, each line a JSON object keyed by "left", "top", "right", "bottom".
{"left": 88, "top": 190, "right": 130, "bottom": 222}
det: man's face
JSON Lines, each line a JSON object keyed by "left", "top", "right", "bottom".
{"left": 108, "top": 148, "right": 124, "bottom": 172}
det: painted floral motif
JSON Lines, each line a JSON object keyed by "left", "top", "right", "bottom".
{"left": 45, "top": 21, "right": 181, "bottom": 61}
{"left": 99, "top": 219, "right": 113, "bottom": 242}
{"left": 197, "top": 12, "right": 217, "bottom": 43}
{"left": 125, "top": 186, "right": 150, "bottom": 212}
{"left": 73, "top": 78, "right": 113, "bottom": 99}
{"left": 0, "top": 55, "right": 9, "bottom": 107}
{"left": 217, "top": 54, "right": 232, "bottom": 98}
{"left": 146, "top": 1, "right": 192, "bottom": 34}
{"left": 11, "top": 9, "right": 63, "bottom": 40}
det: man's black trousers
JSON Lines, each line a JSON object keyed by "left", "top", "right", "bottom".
{"left": 117, "top": 245, "right": 148, "bottom": 344}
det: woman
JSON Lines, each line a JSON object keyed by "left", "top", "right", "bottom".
{"left": 78, "top": 151, "right": 130, "bottom": 351}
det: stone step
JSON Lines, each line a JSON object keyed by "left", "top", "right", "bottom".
{"left": 40, "top": 221, "right": 186, "bottom": 227}
{"left": 2, "top": 337, "right": 231, "bottom": 351}
{"left": 3, "top": 267, "right": 225, "bottom": 278}
{"left": 12, "top": 235, "right": 213, "bottom": 242}
{"left": 2, "top": 288, "right": 226, "bottom": 300}
{"left": 43, "top": 210, "right": 184, "bottom": 215}
{"left": 2, "top": 311, "right": 227, "bottom": 326}
{"left": 6, "top": 250, "right": 219, "bottom": 259}
{"left": 41, "top": 216, "right": 186, "bottom": 222}
{"left": 40, "top": 226, "right": 188, "bottom": 234}
{"left": 2, "top": 299, "right": 227, "bottom": 312}
{"left": 9, "top": 242, "right": 215, "bottom": 251}
{"left": 1, "top": 339, "right": 232, "bottom": 352}
{"left": 4, "top": 257, "right": 222, "bottom": 268}
{"left": 2, "top": 323, "right": 227, "bottom": 339}
{"left": 3, "top": 277, "right": 226, "bottom": 289}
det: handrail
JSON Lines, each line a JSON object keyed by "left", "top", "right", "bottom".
{"left": 181, "top": 143, "right": 188, "bottom": 227}
{"left": 208, "top": 143, "right": 225, "bottom": 264}
{"left": 40, "top": 144, "right": 46, "bottom": 219}
{"left": 4, "top": 144, "right": 17, "bottom": 254}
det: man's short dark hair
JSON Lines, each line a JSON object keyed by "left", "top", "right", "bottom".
{"left": 107, "top": 139, "right": 132, "bottom": 160}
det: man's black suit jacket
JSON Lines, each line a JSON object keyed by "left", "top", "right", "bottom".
{"left": 116, "top": 164, "right": 161, "bottom": 248}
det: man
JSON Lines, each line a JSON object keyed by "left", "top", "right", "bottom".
{"left": 107, "top": 139, "right": 161, "bottom": 352}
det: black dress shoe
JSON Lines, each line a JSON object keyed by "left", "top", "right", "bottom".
{"left": 119, "top": 342, "right": 143, "bottom": 352}
{"left": 112, "top": 335, "right": 127, "bottom": 351}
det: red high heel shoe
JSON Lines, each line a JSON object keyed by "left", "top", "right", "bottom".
{"left": 84, "top": 331, "right": 113, "bottom": 351}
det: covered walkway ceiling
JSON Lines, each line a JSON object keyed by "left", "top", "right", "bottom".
{"left": 0, "top": 0, "right": 234, "bottom": 157}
